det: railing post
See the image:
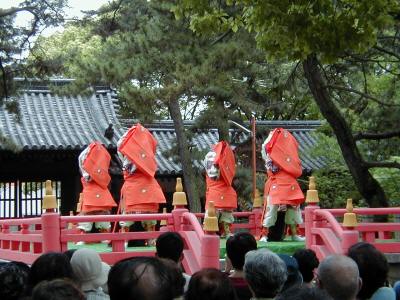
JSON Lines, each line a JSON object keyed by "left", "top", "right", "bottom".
{"left": 341, "top": 199, "right": 359, "bottom": 254}
{"left": 305, "top": 176, "right": 320, "bottom": 249}
{"left": 41, "top": 213, "right": 61, "bottom": 252}
{"left": 11, "top": 226, "right": 20, "bottom": 250}
{"left": 172, "top": 208, "right": 188, "bottom": 231}
{"left": 1, "top": 224, "right": 10, "bottom": 249}
{"left": 200, "top": 233, "right": 220, "bottom": 269}
{"left": 33, "top": 224, "right": 42, "bottom": 253}
{"left": 341, "top": 230, "right": 359, "bottom": 254}
{"left": 20, "top": 224, "right": 30, "bottom": 252}
{"left": 172, "top": 177, "right": 189, "bottom": 231}
{"left": 41, "top": 180, "right": 61, "bottom": 253}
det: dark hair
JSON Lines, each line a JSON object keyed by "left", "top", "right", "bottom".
{"left": 293, "top": 249, "right": 319, "bottom": 283}
{"left": 63, "top": 249, "right": 77, "bottom": 261}
{"left": 185, "top": 268, "right": 238, "bottom": 300}
{"left": 28, "top": 252, "right": 74, "bottom": 292}
{"left": 0, "top": 262, "right": 30, "bottom": 300}
{"left": 108, "top": 256, "right": 177, "bottom": 300}
{"left": 32, "top": 279, "right": 85, "bottom": 300}
{"left": 348, "top": 242, "right": 389, "bottom": 299}
{"left": 276, "top": 285, "right": 333, "bottom": 300}
{"left": 226, "top": 232, "right": 257, "bottom": 271}
{"left": 156, "top": 232, "right": 184, "bottom": 263}
{"left": 159, "top": 258, "right": 185, "bottom": 298}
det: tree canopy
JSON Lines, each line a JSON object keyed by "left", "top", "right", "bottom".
{"left": 176, "top": 0, "right": 400, "bottom": 207}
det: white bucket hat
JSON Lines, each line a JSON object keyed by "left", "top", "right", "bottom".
{"left": 70, "top": 248, "right": 109, "bottom": 291}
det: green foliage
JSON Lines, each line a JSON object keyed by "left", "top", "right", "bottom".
{"left": 233, "top": 167, "right": 265, "bottom": 211}
{"left": 371, "top": 157, "right": 400, "bottom": 206}
{"left": 176, "top": 0, "right": 399, "bottom": 62}
{"left": 0, "top": 0, "right": 67, "bottom": 102}
{"left": 313, "top": 167, "right": 362, "bottom": 208}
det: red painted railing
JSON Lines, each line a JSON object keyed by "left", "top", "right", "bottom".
{"left": 0, "top": 208, "right": 221, "bottom": 274}
{"left": 305, "top": 204, "right": 400, "bottom": 260}
{"left": 193, "top": 208, "right": 263, "bottom": 237}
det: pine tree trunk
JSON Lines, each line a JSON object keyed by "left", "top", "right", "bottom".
{"left": 168, "top": 98, "right": 201, "bottom": 212}
{"left": 302, "top": 54, "right": 388, "bottom": 208}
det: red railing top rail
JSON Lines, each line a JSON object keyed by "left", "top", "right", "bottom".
{"left": 314, "top": 209, "right": 345, "bottom": 237}
{"left": 61, "top": 213, "right": 172, "bottom": 223}
{"left": 182, "top": 212, "right": 205, "bottom": 240}
{"left": 0, "top": 217, "right": 42, "bottom": 226}
{"left": 326, "top": 207, "right": 400, "bottom": 216}
{"left": 193, "top": 211, "right": 254, "bottom": 218}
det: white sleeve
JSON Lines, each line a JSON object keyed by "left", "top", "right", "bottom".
{"left": 78, "top": 146, "right": 91, "bottom": 182}
{"left": 204, "top": 151, "right": 220, "bottom": 179}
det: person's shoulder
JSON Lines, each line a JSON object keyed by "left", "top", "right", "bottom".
{"left": 370, "top": 286, "right": 395, "bottom": 300}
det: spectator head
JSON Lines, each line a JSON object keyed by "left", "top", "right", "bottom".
{"left": 348, "top": 242, "right": 389, "bottom": 299}
{"left": 316, "top": 255, "right": 361, "bottom": 300}
{"left": 185, "top": 268, "right": 238, "bottom": 300}
{"left": 0, "top": 262, "right": 30, "bottom": 300}
{"left": 226, "top": 232, "right": 257, "bottom": 271}
{"left": 28, "top": 252, "right": 74, "bottom": 291}
{"left": 108, "top": 256, "right": 176, "bottom": 300}
{"left": 156, "top": 232, "right": 184, "bottom": 263}
{"left": 70, "top": 248, "right": 109, "bottom": 291}
{"left": 276, "top": 285, "right": 333, "bottom": 300}
{"left": 293, "top": 249, "right": 319, "bottom": 283}
{"left": 159, "top": 258, "right": 185, "bottom": 299}
{"left": 244, "top": 249, "right": 287, "bottom": 298}
{"left": 32, "top": 279, "right": 85, "bottom": 300}
{"left": 277, "top": 254, "right": 303, "bottom": 291}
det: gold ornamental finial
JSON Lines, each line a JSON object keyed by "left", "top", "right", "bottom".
{"left": 306, "top": 176, "right": 320, "bottom": 204}
{"left": 343, "top": 199, "right": 358, "bottom": 227}
{"left": 42, "top": 180, "right": 57, "bottom": 211}
{"left": 160, "top": 207, "right": 168, "bottom": 226}
{"left": 172, "top": 177, "right": 187, "bottom": 207}
{"left": 203, "top": 201, "right": 219, "bottom": 232}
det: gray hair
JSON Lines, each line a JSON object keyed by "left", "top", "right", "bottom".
{"left": 244, "top": 249, "right": 287, "bottom": 298}
{"left": 317, "top": 255, "right": 360, "bottom": 300}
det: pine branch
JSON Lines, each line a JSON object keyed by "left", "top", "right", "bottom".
{"left": 354, "top": 130, "right": 400, "bottom": 140}
{"left": 373, "top": 45, "right": 400, "bottom": 60}
{"left": 0, "top": 6, "right": 35, "bottom": 18}
{"left": 326, "top": 84, "right": 400, "bottom": 107}
{"left": 364, "top": 161, "right": 400, "bottom": 169}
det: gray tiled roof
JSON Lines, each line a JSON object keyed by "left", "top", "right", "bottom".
{"left": 0, "top": 83, "right": 325, "bottom": 174}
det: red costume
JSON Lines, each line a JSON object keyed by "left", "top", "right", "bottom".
{"left": 77, "top": 142, "right": 116, "bottom": 237}
{"left": 263, "top": 128, "right": 304, "bottom": 206}
{"left": 260, "top": 128, "right": 305, "bottom": 242}
{"left": 118, "top": 123, "right": 166, "bottom": 213}
{"left": 205, "top": 141, "right": 237, "bottom": 210}
{"left": 79, "top": 142, "right": 117, "bottom": 213}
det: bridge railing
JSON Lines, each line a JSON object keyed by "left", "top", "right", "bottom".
{"left": 304, "top": 176, "right": 400, "bottom": 260}
{"left": 0, "top": 216, "right": 44, "bottom": 264}
{"left": 0, "top": 209, "right": 221, "bottom": 274}
{"left": 193, "top": 209, "right": 263, "bottom": 236}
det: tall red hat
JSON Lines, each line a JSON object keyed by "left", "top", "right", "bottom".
{"left": 118, "top": 123, "right": 158, "bottom": 177}
{"left": 82, "top": 142, "right": 111, "bottom": 189}
{"left": 265, "top": 128, "right": 302, "bottom": 178}
{"left": 213, "top": 141, "right": 236, "bottom": 186}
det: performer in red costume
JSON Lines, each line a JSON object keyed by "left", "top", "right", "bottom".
{"left": 204, "top": 141, "right": 237, "bottom": 238}
{"left": 77, "top": 142, "right": 117, "bottom": 240}
{"left": 117, "top": 123, "right": 166, "bottom": 245}
{"left": 259, "top": 128, "right": 305, "bottom": 242}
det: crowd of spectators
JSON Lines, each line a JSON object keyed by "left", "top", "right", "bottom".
{"left": 0, "top": 232, "right": 398, "bottom": 300}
